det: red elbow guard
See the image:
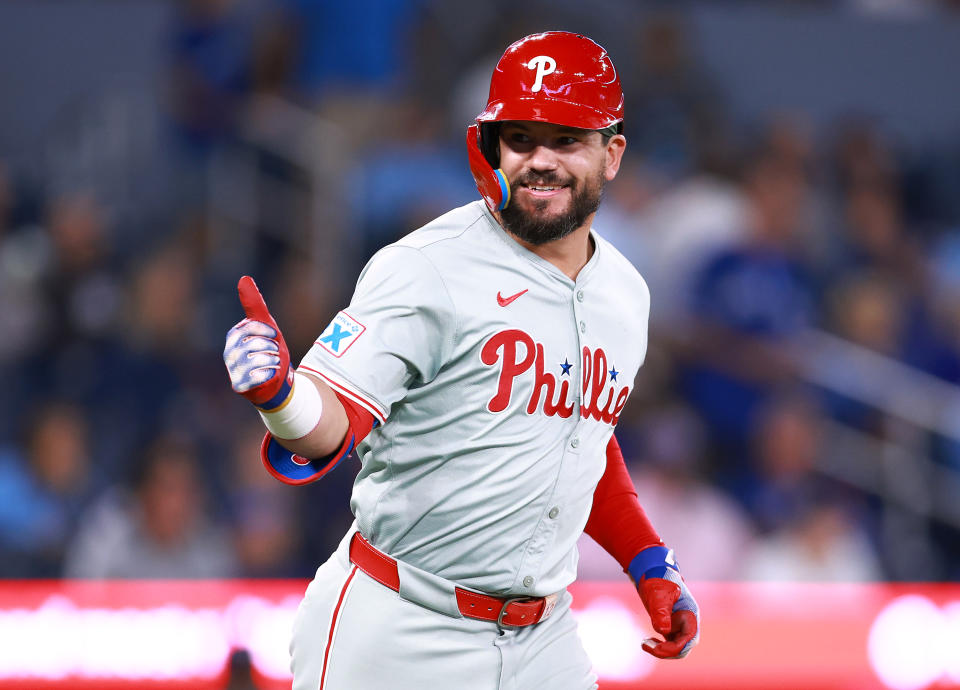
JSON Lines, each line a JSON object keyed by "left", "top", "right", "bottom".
{"left": 261, "top": 392, "right": 376, "bottom": 486}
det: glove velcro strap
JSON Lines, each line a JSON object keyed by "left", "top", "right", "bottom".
{"left": 256, "top": 366, "right": 295, "bottom": 411}
{"left": 260, "top": 431, "right": 354, "bottom": 486}
{"left": 628, "top": 545, "right": 677, "bottom": 584}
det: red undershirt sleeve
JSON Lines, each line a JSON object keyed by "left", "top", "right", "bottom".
{"left": 336, "top": 392, "right": 377, "bottom": 446}
{"left": 583, "top": 434, "right": 663, "bottom": 570}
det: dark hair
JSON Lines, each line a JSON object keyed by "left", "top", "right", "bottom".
{"left": 598, "top": 122, "right": 624, "bottom": 143}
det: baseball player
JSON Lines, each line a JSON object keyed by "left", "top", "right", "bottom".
{"left": 223, "top": 31, "right": 699, "bottom": 690}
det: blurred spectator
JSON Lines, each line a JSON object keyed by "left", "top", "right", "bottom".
{"left": 741, "top": 498, "right": 884, "bottom": 581}
{"left": 0, "top": 161, "right": 9, "bottom": 231}
{"left": 228, "top": 426, "right": 301, "bottom": 577}
{"left": 15, "top": 193, "right": 125, "bottom": 440}
{"left": 676, "top": 145, "right": 818, "bottom": 451}
{"left": 70, "top": 238, "right": 220, "bottom": 475}
{"left": 64, "top": 433, "right": 237, "bottom": 578}
{"left": 826, "top": 182, "right": 960, "bottom": 383}
{"left": 0, "top": 401, "right": 96, "bottom": 576}
{"left": 618, "top": 169, "right": 749, "bottom": 322}
{"left": 632, "top": 116, "right": 821, "bottom": 326}
{"left": 265, "top": 0, "right": 428, "bottom": 148}
{"left": 126, "top": 241, "right": 200, "bottom": 353}
{"left": 737, "top": 391, "right": 884, "bottom": 580}
{"left": 0, "top": 177, "right": 50, "bottom": 368}
{"left": 827, "top": 119, "right": 898, "bottom": 197}
{"left": 592, "top": 158, "right": 666, "bottom": 281}
{"left": 273, "top": 0, "right": 423, "bottom": 99}
{"left": 741, "top": 392, "right": 829, "bottom": 530}
{"left": 834, "top": 183, "right": 923, "bottom": 287}
{"left": 903, "top": 140, "right": 960, "bottom": 228}
{"left": 929, "top": 233, "right": 960, "bottom": 383}
{"left": 40, "top": 192, "right": 124, "bottom": 347}
{"left": 166, "top": 0, "right": 263, "bottom": 154}
{"left": 828, "top": 272, "right": 905, "bottom": 355}
{"left": 623, "top": 11, "right": 726, "bottom": 179}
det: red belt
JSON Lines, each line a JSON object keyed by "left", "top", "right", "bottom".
{"left": 348, "top": 532, "right": 556, "bottom": 628}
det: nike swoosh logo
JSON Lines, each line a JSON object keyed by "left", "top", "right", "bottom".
{"left": 497, "top": 289, "right": 529, "bottom": 307}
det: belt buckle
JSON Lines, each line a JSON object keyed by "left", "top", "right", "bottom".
{"left": 496, "top": 596, "right": 535, "bottom": 630}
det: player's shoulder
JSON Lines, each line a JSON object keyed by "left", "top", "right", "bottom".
{"left": 593, "top": 229, "right": 650, "bottom": 296}
{"left": 391, "top": 200, "right": 490, "bottom": 254}
{"left": 357, "top": 200, "right": 490, "bottom": 291}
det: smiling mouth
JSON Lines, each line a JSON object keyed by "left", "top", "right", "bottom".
{"left": 522, "top": 184, "right": 568, "bottom": 197}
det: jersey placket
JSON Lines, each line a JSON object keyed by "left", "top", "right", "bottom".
{"left": 511, "top": 279, "right": 595, "bottom": 595}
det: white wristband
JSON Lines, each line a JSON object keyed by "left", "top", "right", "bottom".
{"left": 258, "top": 372, "right": 324, "bottom": 440}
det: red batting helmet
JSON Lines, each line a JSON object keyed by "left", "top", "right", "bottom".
{"left": 467, "top": 31, "right": 625, "bottom": 212}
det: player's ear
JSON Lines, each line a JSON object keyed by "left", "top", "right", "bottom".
{"left": 603, "top": 134, "right": 627, "bottom": 182}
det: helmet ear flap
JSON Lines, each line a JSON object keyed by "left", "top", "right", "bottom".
{"left": 479, "top": 123, "right": 501, "bottom": 168}
{"left": 466, "top": 124, "right": 510, "bottom": 213}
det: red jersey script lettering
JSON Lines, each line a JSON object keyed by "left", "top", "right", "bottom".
{"left": 481, "top": 329, "right": 628, "bottom": 425}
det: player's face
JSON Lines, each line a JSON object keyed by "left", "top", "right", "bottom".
{"left": 497, "top": 121, "right": 626, "bottom": 245}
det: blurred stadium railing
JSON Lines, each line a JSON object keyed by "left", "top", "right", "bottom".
{"left": 206, "top": 94, "right": 355, "bottom": 291}
{"left": 798, "top": 330, "right": 960, "bottom": 578}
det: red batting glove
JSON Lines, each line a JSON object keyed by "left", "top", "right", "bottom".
{"left": 223, "top": 276, "right": 294, "bottom": 410}
{"left": 629, "top": 545, "right": 700, "bottom": 659}
{"left": 638, "top": 577, "right": 699, "bottom": 659}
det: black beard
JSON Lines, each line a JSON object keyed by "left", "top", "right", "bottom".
{"left": 499, "top": 170, "right": 605, "bottom": 246}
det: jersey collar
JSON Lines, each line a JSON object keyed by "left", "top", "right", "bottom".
{"left": 478, "top": 201, "right": 601, "bottom": 287}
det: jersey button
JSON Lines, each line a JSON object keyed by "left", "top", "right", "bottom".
{"left": 523, "top": 576, "right": 534, "bottom": 587}
{"left": 576, "top": 290, "right": 584, "bottom": 302}
{"left": 548, "top": 506, "right": 560, "bottom": 519}
{"left": 579, "top": 320, "right": 586, "bottom": 333}
{"left": 570, "top": 437, "right": 579, "bottom": 449}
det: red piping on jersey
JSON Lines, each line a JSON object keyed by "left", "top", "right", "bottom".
{"left": 299, "top": 365, "right": 387, "bottom": 423}
{"left": 319, "top": 565, "right": 357, "bottom": 690}
{"left": 584, "top": 435, "right": 663, "bottom": 569}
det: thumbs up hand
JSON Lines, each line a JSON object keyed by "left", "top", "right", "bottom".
{"left": 223, "top": 276, "right": 294, "bottom": 410}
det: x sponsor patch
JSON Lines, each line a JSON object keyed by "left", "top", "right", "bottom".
{"left": 317, "top": 311, "right": 365, "bottom": 358}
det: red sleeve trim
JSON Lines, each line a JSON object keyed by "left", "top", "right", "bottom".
{"left": 298, "top": 365, "right": 387, "bottom": 423}
{"left": 335, "top": 392, "right": 376, "bottom": 446}
{"left": 583, "top": 435, "right": 663, "bottom": 570}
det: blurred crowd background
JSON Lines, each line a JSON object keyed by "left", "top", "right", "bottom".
{"left": 1, "top": 0, "right": 960, "bottom": 585}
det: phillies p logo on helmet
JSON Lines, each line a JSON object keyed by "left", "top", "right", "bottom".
{"left": 527, "top": 55, "right": 556, "bottom": 93}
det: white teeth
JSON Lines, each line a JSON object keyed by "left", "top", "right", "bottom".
{"left": 530, "top": 186, "right": 558, "bottom": 191}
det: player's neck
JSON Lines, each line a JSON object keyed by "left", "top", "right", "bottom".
{"left": 502, "top": 221, "right": 595, "bottom": 281}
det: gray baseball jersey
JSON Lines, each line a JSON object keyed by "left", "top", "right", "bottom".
{"left": 299, "top": 200, "right": 649, "bottom": 598}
